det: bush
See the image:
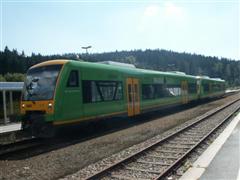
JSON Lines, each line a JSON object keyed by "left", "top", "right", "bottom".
{"left": 4, "top": 73, "right": 25, "bottom": 82}
{"left": 0, "top": 75, "right": 5, "bottom": 82}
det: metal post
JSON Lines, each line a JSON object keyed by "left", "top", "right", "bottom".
{"left": 10, "top": 91, "right": 13, "bottom": 115}
{"left": 3, "top": 90, "right": 8, "bottom": 124}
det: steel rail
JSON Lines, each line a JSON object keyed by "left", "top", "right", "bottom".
{"left": 0, "top": 138, "right": 43, "bottom": 158}
{"left": 85, "top": 98, "right": 240, "bottom": 180}
{"left": 155, "top": 104, "right": 240, "bottom": 179}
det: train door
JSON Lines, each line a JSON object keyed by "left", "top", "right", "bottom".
{"left": 197, "top": 79, "right": 201, "bottom": 99}
{"left": 181, "top": 81, "right": 188, "bottom": 104}
{"left": 209, "top": 83, "right": 212, "bottom": 95}
{"left": 126, "top": 78, "right": 140, "bottom": 117}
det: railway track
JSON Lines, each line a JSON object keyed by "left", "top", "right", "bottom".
{"left": 0, "top": 93, "right": 237, "bottom": 160}
{"left": 82, "top": 98, "right": 240, "bottom": 180}
{"left": 0, "top": 137, "right": 44, "bottom": 159}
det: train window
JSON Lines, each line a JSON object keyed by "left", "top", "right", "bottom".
{"left": 128, "top": 84, "right": 132, "bottom": 102}
{"left": 97, "top": 82, "right": 117, "bottom": 101}
{"left": 82, "top": 80, "right": 123, "bottom": 103}
{"left": 203, "top": 83, "right": 210, "bottom": 92}
{"left": 155, "top": 84, "right": 169, "bottom": 98}
{"left": 188, "top": 83, "right": 197, "bottom": 94}
{"left": 23, "top": 64, "right": 62, "bottom": 101}
{"left": 67, "top": 70, "right": 79, "bottom": 87}
{"left": 167, "top": 85, "right": 181, "bottom": 97}
{"left": 142, "top": 84, "right": 155, "bottom": 99}
{"left": 115, "top": 82, "right": 123, "bottom": 100}
{"left": 213, "top": 83, "right": 222, "bottom": 92}
{"left": 142, "top": 84, "right": 172, "bottom": 99}
{"left": 82, "top": 81, "right": 92, "bottom": 102}
{"left": 134, "top": 84, "right": 138, "bottom": 102}
{"left": 91, "top": 81, "right": 102, "bottom": 102}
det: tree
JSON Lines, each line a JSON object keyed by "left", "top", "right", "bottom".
{"left": 4, "top": 73, "right": 25, "bottom": 82}
{"left": 0, "top": 46, "right": 240, "bottom": 86}
{"left": 0, "top": 75, "right": 5, "bottom": 82}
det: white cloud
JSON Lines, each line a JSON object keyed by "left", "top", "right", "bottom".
{"left": 139, "top": 3, "right": 186, "bottom": 32}
{"left": 144, "top": 5, "right": 160, "bottom": 17}
{"left": 164, "top": 2, "right": 185, "bottom": 20}
{"left": 143, "top": 3, "right": 186, "bottom": 21}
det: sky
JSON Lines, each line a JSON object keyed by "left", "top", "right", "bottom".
{"left": 0, "top": 0, "right": 239, "bottom": 60}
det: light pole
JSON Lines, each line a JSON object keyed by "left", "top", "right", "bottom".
{"left": 81, "top": 46, "right": 92, "bottom": 54}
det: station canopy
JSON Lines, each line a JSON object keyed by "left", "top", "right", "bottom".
{"left": 0, "top": 82, "right": 24, "bottom": 91}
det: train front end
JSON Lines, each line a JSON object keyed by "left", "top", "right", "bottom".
{"left": 20, "top": 60, "right": 67, "bottom": 137}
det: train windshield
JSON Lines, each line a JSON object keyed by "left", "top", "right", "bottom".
{"left": 22, "top": 65, "right": 62, "bottom": 101}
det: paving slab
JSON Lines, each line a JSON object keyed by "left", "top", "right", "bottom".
{"left": 201, "top": 119, "right": 240, "bottom": 180}
{"left": 0, "top": 123, "right": 21, "bottom": 133}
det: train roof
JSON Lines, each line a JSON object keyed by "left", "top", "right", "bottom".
{"left": 67, "top": 60, "right": 198, "bottom": 79}
{"left": 29, "top": 59, "right": 225, "bottom": 82}
{"left": 30, "top": 59, "right": 68, "bottom": 69}
{"left": 196, "top": 76, "right": 225, "bottom": 82}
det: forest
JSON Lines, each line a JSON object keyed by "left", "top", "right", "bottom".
{"left": 0, "top": 46, "right": 240, "bottom": 86}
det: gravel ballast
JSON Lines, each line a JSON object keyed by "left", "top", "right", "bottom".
{"left": 0, "top": 94, "right": 238, "bottom": 180}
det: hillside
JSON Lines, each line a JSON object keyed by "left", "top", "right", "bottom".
{"left": 0, "top": 47, "right": 239, "bottom": 86}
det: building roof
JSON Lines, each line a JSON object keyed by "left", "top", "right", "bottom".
{"left": 0, "top": 82, "right": 24, "bottom": 91}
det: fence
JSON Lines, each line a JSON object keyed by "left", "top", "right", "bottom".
{"left": 0, "top": 82, "right": 24, "bottom": 124}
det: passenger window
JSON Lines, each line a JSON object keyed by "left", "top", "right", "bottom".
{"left": 82, "top": 80, "right": 123, "bottom": 103}
{"left": 67, "top": 70, "right": 79, "bottom": 87}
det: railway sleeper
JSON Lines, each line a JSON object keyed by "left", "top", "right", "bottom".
{"left": 125, "top": 167, "right": 162, "bottom": 175}
{"left": 146, "top": 154, "right": 179, "bottom": 160}
{"left": 136, "top": 160, "right": 172, "bottom": 166}
{"left": 166, "top": 141, "right": 197, "bottom": 146}
{"left": 110, "top": 169, "right": 157, "bottom": 179}
{"left": 154, "top": 149, "right": 185, "bottom": 154}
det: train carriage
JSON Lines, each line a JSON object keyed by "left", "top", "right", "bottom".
{"left": 20, "top": 59, "right": 225, "bottom": 137}
{"left": 136, "top": 70, "right": 198, "bottom": 114}
{"left": 197, "top": 76, "right": 225, "bottom": 99}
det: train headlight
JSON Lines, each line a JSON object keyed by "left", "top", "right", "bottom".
{"left": 48, "top": 103, "right": 53, "bottom": 109}
{"left": 22, "top": 103, "right": 25, "bottom": 108}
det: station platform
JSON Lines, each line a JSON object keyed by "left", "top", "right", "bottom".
{"left": 180, "top": 112, "right": 240, "bottom": 180}
{"left": 0, "top": 122, "right": 21, "bottom": 134}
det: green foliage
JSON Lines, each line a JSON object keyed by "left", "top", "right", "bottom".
{"left": 0, "top": 73, "right": 25, "bottom": 82}
{"left": 0, "top": 75, "right": 5, "bottom": 82}
{"left": 83, "top": 50, "right": 240, "bottom": 87}
{"left": 0, "top": 46, "right": 240, "bottom": 86}
{"left": 4, "top": 73, "right": 25, "bottom": 82}
{"left": 122, "top": 55, "right": 136, "bottom": 64}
